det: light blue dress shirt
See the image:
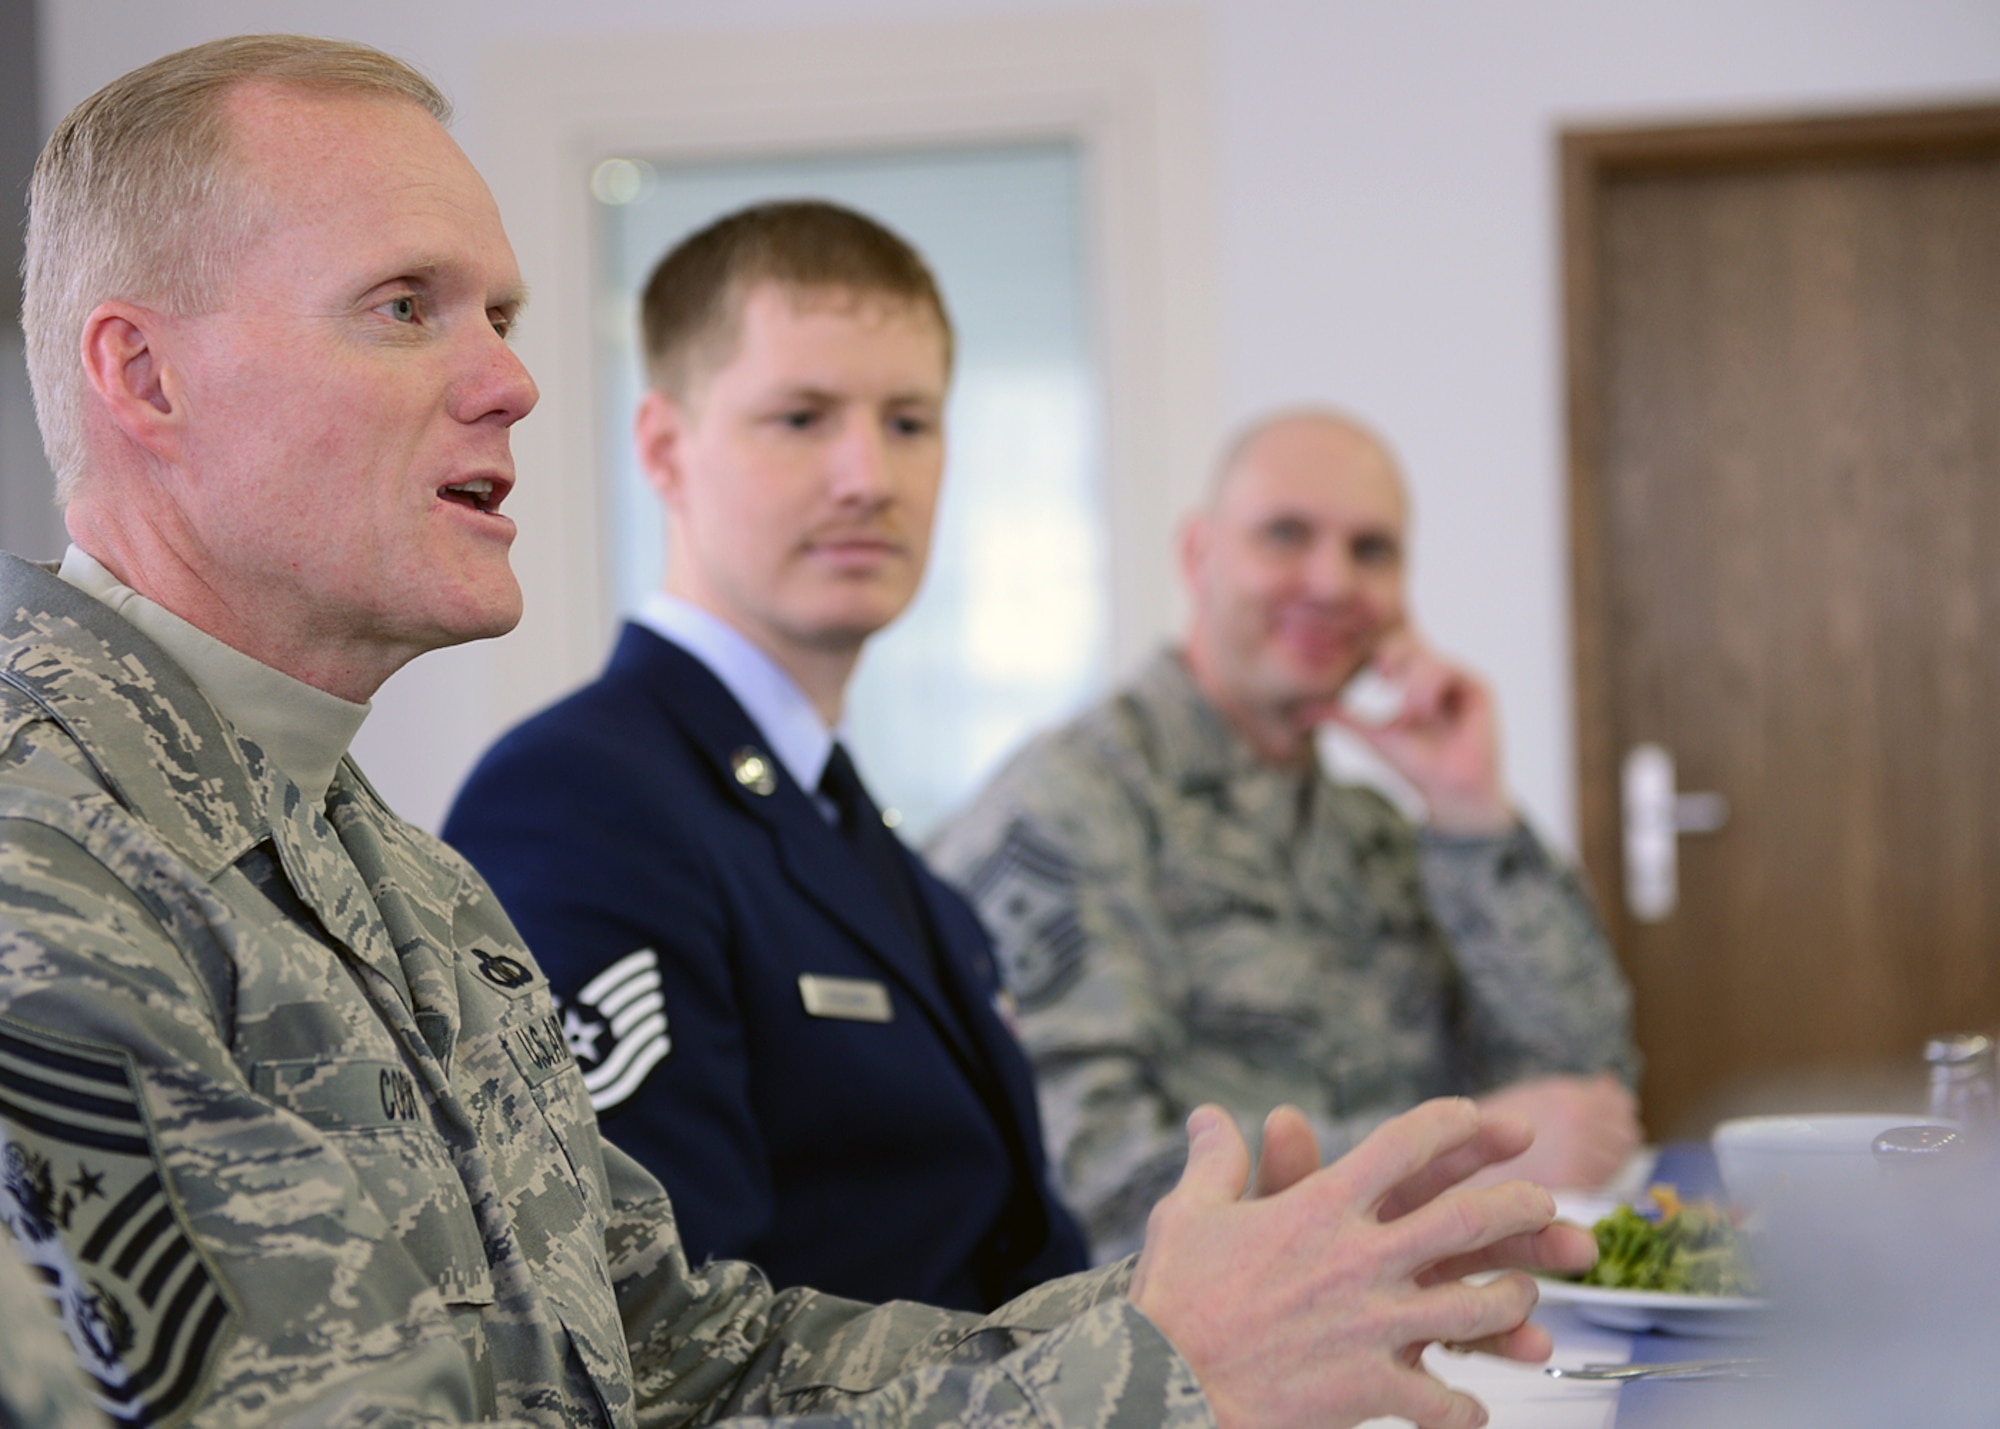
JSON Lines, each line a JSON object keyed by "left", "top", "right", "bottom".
{"left": 633, "top": 593, "right": 843, "bottom": 822}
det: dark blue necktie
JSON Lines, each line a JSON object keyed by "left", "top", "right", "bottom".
{"left": 820, "top": 742, "right": 930, "bottom": 952}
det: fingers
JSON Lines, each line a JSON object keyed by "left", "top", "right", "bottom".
{"left": 1171, "top": 1105, "right": 1252, "bottom": 1208}
{"left": 1442, "top": 1317, "right": 1555, "bottom": 1365}
{"left": 1380, "top": 1280, "right": 1541, "bottom": 1428}
{"left": 1374, "top": 639, "right": 1472, "bottom": 727}
{"left": 1365, "top": 1347, "right": 1498, "bottom": 1429}
{"left": 1420, "top": 1219, "right": 1598, "bottom": 1285}
{"left": 1379, "top": 1114, "right": 1535, "bottom": 1221}
{"left": 1251, "top": 1105, "right": 1321, "bottom": 1198}
{"left": 1361, "top": 626, "right": 1421, "bottom": 680}
{"left": 1322, "top": 1097, "right": 1488, "bottom": 1207}
{"left": 1377, "top": 1179, "right": 1559, "bottom": 1285}
{"left": 1397, "top": 1373, "right": 1492, "bottom": 1429}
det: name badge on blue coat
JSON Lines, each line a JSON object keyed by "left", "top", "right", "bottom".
{"left": 798, "top": 974, "right": 893, "bottom": 1023}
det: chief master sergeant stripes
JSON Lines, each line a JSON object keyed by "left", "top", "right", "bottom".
{"left": 0, "top": 32, "right": 1595, "bottom": 1429}
{"left": 0, "top": 1021, "right": 228, "bottom": 1427}
{"left": 0, "top": 1215, "right": 106, "bottom": 1429}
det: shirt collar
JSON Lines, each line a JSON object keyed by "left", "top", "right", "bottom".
{"left": 1134, "top": 647, "right": 1320, "bottom": 834}
{"left": 1132, "top": 648, "right": 1286, "bottom": 787}
{"left": 634, "top": 592, "right": 839, "bottom": 796}
{"left": 56, "top": 545, "right": 370, "bottom": 806}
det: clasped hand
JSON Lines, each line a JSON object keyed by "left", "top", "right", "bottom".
{"left": 1128, "top": 1098, "right": 1596, "bottom": 1429}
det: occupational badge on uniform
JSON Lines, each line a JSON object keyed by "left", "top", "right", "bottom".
{"left": 557, "top": 948, "right": 671, "bottom": 1113}
{"left": 959, "top": 818, "right": 1087, "bottom": 1007}
{"left": 730, "top": 747, "right": 778, "bottom": 796}
{"left": 0, "top": 1018, "right": 235, "bottom": 1428}
{"left": 473, "top": 945, "right": 534, "bottom": 990}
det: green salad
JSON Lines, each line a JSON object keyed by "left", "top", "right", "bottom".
{"left": 1579, "top": 1186, "right": 1759, "bottom": 1297}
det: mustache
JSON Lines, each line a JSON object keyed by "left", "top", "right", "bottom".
{"left": 802, "top": 522, "right": 908, "bottom": 548}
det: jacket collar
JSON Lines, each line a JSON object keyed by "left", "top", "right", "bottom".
{"left": 606, "top": 623, "right": 986, "bottom": 1063}
{"left": 0, "top": 553, "right": 413, "bottom": 1004}
{"left": 0, "top": 552, "right": 263, "bottom": 880}
{"left": 1125, "top": 647, "right": 1319, "bottom": 838}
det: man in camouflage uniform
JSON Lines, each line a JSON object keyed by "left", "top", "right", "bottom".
{"left": 931, "top": 411, "right": 1642, "bottom": 1260}
{"left": 0, "top": 36, "right": 1593, "bottom": 1429}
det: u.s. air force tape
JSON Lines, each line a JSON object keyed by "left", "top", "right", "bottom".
{"left": 0, "top": 1018, "right": 234, "bottom": 1428}
{"left": 560, "top": 948, "right": 671, "bottom": 1113}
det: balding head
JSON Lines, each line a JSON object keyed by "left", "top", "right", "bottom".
{"left": 1180, "top": 408, "right": 1410, "bottom": 763}
{"left": 1207, "top": 409, "right": 1406, "bottom": 520}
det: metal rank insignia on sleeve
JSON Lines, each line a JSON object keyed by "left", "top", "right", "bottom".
{"left": 731, "top": 747, "right": 777, "bottom": 796}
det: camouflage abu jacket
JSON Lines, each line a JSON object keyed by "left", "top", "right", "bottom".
{"left": 929, "top": 650, "right": 1638, "bottom": 1261}
{"left": 0, "top": 554, "right": 1204, "bottom": 1429}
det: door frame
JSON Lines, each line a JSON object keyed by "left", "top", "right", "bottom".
{"left": 1562, "top": 101, "right": 2000, "bottom": 919}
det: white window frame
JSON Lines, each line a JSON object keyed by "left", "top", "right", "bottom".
{"left": 476, "top": 10, "right": 1222, "bottom": 726}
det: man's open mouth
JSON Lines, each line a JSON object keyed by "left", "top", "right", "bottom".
{"left": 440, "top": 477, "right": 506, "bottom": 514}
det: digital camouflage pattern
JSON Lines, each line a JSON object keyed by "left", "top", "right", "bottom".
{"left": 0, "top": 1221, "right": 107, "bottom": 1428}
{"left": 0, "top": 554, "right": 1206, "bottom": 1429}
{"left": 930, "top": 650, "right": 1638, "bottom": 1261}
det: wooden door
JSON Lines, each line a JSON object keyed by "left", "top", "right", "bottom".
{"left": 1566, "top": 106, "right": 2000, "bottom": 1139}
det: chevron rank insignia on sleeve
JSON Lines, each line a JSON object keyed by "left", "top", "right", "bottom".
{"left": 561, "top": 948, "right": 671, "bottom": 1113}
{"left": 0, "top": 1019, "right": 235, "bottom": 1428}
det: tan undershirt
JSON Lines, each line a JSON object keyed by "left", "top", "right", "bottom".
{"left": 57, "top": 545, "right": 369, "bottom": 807}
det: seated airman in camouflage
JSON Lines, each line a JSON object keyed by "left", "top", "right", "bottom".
{"left": 0, "top": 36, "right": 1593, "bottom": 1429}
{"left": 931, "top": 411, "right": 1644, "bottom": 1261}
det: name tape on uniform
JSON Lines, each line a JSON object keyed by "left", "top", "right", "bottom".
{"left": 797, "top": 975, "right": 893, "bottom": 1023}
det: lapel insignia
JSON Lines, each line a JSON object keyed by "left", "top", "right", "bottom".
{"left": 730, "top": 748, "right": 777, "bottom": 796}
{"left": 0, "top": 1019, "right": 235, "bottom": 1428}
{"left": 562, "top": 949, "right": 671, "bottom": 1113}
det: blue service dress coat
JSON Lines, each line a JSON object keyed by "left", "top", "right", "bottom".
{"left": 442, "top": 624, "right": 1089, "bottom": 1311}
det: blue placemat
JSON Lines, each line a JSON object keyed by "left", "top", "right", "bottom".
{"left": 1643, "top": 1139, "right": 1727, "bottom": 1202}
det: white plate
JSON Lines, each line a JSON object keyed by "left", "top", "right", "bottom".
{"left": 1535, "top": 1278, "right": 1769, "bottom": 1337}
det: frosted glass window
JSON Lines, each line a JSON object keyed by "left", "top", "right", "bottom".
{"left": 595, "top": 145, "right": 1106, "bottom": 837}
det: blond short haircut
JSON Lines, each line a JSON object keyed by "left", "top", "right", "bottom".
{"left": 640, "top": 200, "right": 953, "bottom": 401}
{"left": 23, "top": 34, "right": 451, "bottom": 502}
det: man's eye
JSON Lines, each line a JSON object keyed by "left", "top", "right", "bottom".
{"left": 490, "top": 311, "right": 515, "bottom": 340}
{"left": 382, "top": 295, "right": 420, "bottom": 324}
{"left": 1261, "top": 519, "right": 1311, "bottom": 548}
{"left": 888, "top": 414, "right": 935, "bottom": 438}
{"left": 1353, "top": 535, "right": 1401, "bottom": 566}
{"left": 778, "top": 410, "right": 819, "bottom": 431}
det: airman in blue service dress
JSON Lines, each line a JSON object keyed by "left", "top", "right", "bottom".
{"left": 444, "top": 603, "right": 1087, "bottom": 1312}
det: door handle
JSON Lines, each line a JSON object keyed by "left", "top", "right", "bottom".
{"left": 1622, "top": 743, "right": 1730, "bottom": 922}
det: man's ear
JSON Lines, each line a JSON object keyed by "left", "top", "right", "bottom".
{"left": 1178, "top": 510, "right": 1211, "bottom": 595}
{"left": 80, "top": 302, "right": 182, "bottom": 457}
{"left": 634, "top": 389, "right": 691, "bottom": 510}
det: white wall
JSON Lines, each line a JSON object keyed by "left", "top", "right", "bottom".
{"left": 40, "top": 0, "right": 2000, "bottom": 842}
